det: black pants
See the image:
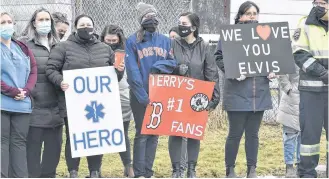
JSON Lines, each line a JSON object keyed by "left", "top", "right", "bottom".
{"left": 130, "top": 92, "right": 159, "bottom": 178}
{"left": 298, "top": 91, "right": 328, "bottom": 178}
{"left": 1, "top": 111, "right": 30, "bottom": 178}
{"left": 27, "top": 126, "right": 63, "bottom": 177}
{"left": 225, "top": 111, "right": 263, "bottom": 168}
{"left": 119, "top": 121, "right": 132, "bottom": 166}
{"left": 168, "top": 137, "right": 188, "bottom": 169}
{"left": 64, "top": 117, "right": 102, "bottom": 172}
{"left": 169, "top": 136, "right": 199, "bottom": 164}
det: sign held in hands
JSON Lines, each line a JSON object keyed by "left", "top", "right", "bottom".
{"left": 219, "top": 22, "right": 296, "bottom": 78}
{"left": 141, "top": 75, "right": 215, "bottom": 140}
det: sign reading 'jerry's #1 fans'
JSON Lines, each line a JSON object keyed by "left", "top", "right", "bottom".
{"left": 141, "top": 75, "right": 215, "bottom": 140}
{"left": 219, "top": 22, "right": 296, "bottom": 79}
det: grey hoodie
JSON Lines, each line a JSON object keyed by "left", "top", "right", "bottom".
{"left": 171, "top": 37, "right": 220, "bottom": 104}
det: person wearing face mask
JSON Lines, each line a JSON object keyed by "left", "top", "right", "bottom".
{"left": 52, "top": 12, "right": 70, "bottom": 41}
{"left": 125, "top": 2, "right": 177, "bottom": 178}
{"left": 21, "top": 8, "right": 63, "bottom": 178}
{"left": 169, "top": 12, "right": 220, "bottom": 178}
{"left": 168, "top": 26, "right": 189, "bottom": 177}
{"left": 0, "top": 12, "right": 37, "bottom": 178}
{"left": 169, "top": 26, "right": 180, "bottom": 39}
{"left": 215, "top": 1, "right": 276, "bottom": 178}
{"left": 46, "top": 14, "right": 124, "bottom": 178}
{"left": 100, "top": 24, "right": 134, "bottom": 178}
{"left": 292, "top": 0, "right": 328, "bottom": 177}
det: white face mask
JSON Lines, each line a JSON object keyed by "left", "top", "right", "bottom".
{"left": 36, "top": 21, "right": 51, "bottom": 35}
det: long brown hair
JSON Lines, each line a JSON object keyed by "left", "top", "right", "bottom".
{"left": 100, "top": 24, "right": 126, "bottom": 49}
{"left": 21, "top": 7, "right": 59, "bottom": 44}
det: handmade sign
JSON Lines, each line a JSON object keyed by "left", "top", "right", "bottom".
{"left": 219, "top": 22, "right": 296, "bottom": 78}
{"left": 63, "top": 66, "right": 125, "bottom": 158}
{"left": 141, "top": 75, "right": 215, "bottom": 140}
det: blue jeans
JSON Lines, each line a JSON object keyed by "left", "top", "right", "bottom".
{"left": 283, "top": 126, "right": 301, "bottom": 165}
{"left": 130, "top": 92, "right": 158, "bottom": 178}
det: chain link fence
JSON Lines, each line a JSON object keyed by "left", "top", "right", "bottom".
{"left": 0, "top": 0, "right": 281, "bottom": 124}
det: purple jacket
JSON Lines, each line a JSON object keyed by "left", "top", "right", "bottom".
{"left": 1, "top": 39, "right": 37, "bottom": 98}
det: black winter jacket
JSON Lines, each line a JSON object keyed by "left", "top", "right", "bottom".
{"left": 26, "top": 39, "right": 64, "bottom": 127}
{"left": 46, "top": 33, "right": 124, "bottom": 117}
{"left": 215, "top": 40, "right": 272, "bottom": 111}
{"left": 171, "top": 37, "right": 220, "bottom": 106}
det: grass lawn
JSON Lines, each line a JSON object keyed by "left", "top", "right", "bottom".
{"left": 55, "top": 119, "right": 327, "bottom": 178}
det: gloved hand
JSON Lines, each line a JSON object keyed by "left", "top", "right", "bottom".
{"left": 178, "top": 64, "right": 189, "bottom": 76}
{"left": 319, "top": 71, "right": 328, "bottom": 84}
{"left": 236, "top": 75, "right": 246, "bottom": 81}
{"left": 206, "top": 100, "right": 219, "bottom": 111}
{"left": 267, "top": 72, "right": 276, "bottom": 79}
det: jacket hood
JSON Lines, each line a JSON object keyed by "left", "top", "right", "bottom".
{"left": 174, "top": 36, "right": 204, "bottom": 49}
{"left": 306, "top": 7, "right": 328, "bottom": 31}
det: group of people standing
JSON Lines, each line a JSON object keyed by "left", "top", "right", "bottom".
{"left": 0, "top": 0, "right": 328, "bottom": 178}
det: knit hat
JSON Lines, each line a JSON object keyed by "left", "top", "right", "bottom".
{"left": 136, "top": 2, "right": 157, "bottom": 23}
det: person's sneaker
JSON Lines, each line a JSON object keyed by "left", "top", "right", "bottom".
{"left": 295, "top": 163, "right": 300, "bottom": 177}
{"left": 69, "top": 170, "right": 78, "bottom": 178}
{"left": 285, "top": 164, "right": 297, "bottom": 178}
{"left": 179, "top": 167, "right": 186, "bottom": 178}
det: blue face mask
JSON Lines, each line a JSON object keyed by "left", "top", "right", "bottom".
{"left": 0, "top": 24, "right": 14, "bottom": 40}
{"left": 36, "top": 21, "right": 51, "bottom": 35}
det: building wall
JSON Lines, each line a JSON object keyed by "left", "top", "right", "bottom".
{"left": 230, "top": 0, "right": 312, "bottom": 34}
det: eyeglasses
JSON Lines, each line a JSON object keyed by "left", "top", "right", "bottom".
{"left": 244, "top": 12, "right": 258, "bottom": 17}
{"left": 312, "top": 1, "right": 328, "bottom": 7}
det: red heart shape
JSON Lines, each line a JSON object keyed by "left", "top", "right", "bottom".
{"left": 256, "top": 25, "right": 271, "bottom": 40}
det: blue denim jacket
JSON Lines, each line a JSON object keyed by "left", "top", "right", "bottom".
{"left": 1, "top": 42, "right": 32, "bottom": 113}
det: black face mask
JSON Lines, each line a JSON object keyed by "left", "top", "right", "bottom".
{"left": 107, "top": 43, "right": 121, "bottom": 51}
{"left": 238, "top": 20, "right": 259, "bottom": 24}
{"left": 77, "top": 27, "right": 94, "bottom": 40}
{"left": 141, "top": 17, "right": 159, "bottom": 33}
{"left": 59, "top": 33, "right": 65, "bottom": 39}
{"left": 312, "top": 6, "right": 327, "bottom": 19}
{"left": 178, "top": 25, "right": 193, "bottom": 38}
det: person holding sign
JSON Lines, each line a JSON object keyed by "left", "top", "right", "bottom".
{"left": 125, "top": 2, "right": 177, "bottom": 178}
{"left": 169, "top": 12, "right": 220, "bottom": 178}
{"left": 100, "top": 25, "right": 134, "bottom": 177}
{"left": 1, "top": 12, "right": 37, "bottom": 178}
{"left": 21, "top": 8, "right": 64, "bottom": 178}
{"left": 292, "top": 0, "right": 328, "bottom": 177}
{"left": 215, "top": 1, "right": 275, "bottom": 178}
{"left": 168, "top": 26, "right": 189, "bottom": 177}
{"left": 46, "top": 14, "right": 124, "bottom": 178}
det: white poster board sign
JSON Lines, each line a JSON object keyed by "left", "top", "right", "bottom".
{"left": 63, "top": 66, "right": 125, "bottom": 158}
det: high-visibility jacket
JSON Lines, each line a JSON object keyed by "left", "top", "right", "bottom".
{"left": 293, "top": 16, "right": 328, "bottom": 92}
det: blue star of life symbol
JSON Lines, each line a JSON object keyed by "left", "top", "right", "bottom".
{"left": 85, "top": 101, "right": 105, "bottom": 123}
